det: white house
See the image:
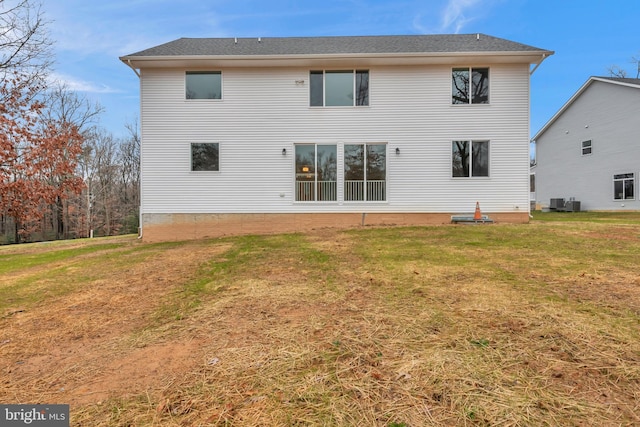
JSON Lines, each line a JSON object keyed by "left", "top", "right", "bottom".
{"left": 120, "top": 34, "right": 552, "bottom": 242}
{"left": 531, "top": 77, "right": 640, "bottom": 211}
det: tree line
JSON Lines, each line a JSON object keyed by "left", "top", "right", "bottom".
{"left": 0, "top": 0, "right": 139, "bottom": 243}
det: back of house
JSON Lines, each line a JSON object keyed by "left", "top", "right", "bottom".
{"left": 121, "top": 34, "right": 552, "bottom": 242}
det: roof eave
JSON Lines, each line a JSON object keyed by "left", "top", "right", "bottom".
{"left": 120, "top": 50, "right": 553, "bottom": 69}
{"left": 532, "top": 76, "right": 640, "bottom": 141}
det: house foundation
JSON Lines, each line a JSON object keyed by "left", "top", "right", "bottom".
{"left": 140, "top": 212, "right": 529, "bottom": 242}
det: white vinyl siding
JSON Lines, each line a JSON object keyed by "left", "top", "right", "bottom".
{"left": 139, "top": 63, "right": 531, "bottom": 214}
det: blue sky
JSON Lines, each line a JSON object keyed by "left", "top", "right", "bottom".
{"left": 43, "top": 0, "right": 639, "bottom": 139}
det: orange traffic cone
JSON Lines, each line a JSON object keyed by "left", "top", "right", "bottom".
{"left": 474, "top": 202, "right": 482, "bottom": 220}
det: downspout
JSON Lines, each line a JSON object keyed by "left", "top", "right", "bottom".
{"left": 530, "top": 53, "right": 548, "bottom": 75}
{"left": 529, "top": 53, "right": 548, "bottom": 220}
{"left": 123, "top": 59, "right": 143, "bottom": 239}
{"left": 528, "top": 53, "right": 547, "bottom": 219}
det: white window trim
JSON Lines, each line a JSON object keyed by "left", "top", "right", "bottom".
{"left": 613, "top": 172, "right": 635, "bottom": 201}
{"left": 185, "top": 71, "right": 224, "bottom": 101}
{"left": 190, "top": 142, "right": 221, "bottom": 173}
{"left": 343, "top": 142, "right": 387, "bottom": 203}
{"left": 451, "top": 140, "right": 491, "bottom": 178}
{"left": 451, "top": 67, "right": 490, "bottom": 106}
{"left": 309, "top": 70, "right": 370, "bottom": 108}
{"left": 292, "top": 142, "right": 388, "bottom": 203}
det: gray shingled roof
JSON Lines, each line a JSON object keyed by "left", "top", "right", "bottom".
{"left": 123, "top": 34, "right": 549, "bottom": 58}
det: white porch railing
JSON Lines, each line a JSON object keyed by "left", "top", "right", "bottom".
{"left": 296, "top": 181, "right": 337, "bottom": 201}
{"left": 344, "top": 180, "right": 386, "bottom": 201}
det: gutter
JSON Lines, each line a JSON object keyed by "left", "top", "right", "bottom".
{"left": 530, "top": 53, "right": 549, "bottom": 75}
{"left": 125, "top": 59, "right": 141, "bottom": 78}
{"left": 121, "top": 50, "right": 554, "bottom": 69}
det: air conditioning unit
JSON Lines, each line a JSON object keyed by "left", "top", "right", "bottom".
{"left": 564, "top": 201, "right": 581, "bottom": 212}
{"left": 549, "top": 198, "right": 565, "bottom": 210}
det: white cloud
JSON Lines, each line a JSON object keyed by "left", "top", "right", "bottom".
{"left": 440, "top": 0, "right": 482, "bottom": 33}
{"left": 47, "top": 73, "right": 119, "bottom": 94}
{"left": 413, "top": 0, "right": 486, "bottom": 34}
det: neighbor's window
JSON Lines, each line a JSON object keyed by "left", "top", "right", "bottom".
{"left": 613, "top": 173, "right": 634, "bottom": 200}
{"left": 191, "top": 143, "right": 219, "bottom": 171}
{"left": 186, "top": 71, "right": 222, "bottom": 99}
{"left": 452, "top": 140, "right": 489, "bottom": 177}
{"left": 530, "top": 173, "right": 536, "bottom": 193}
{"left": 310, "top": 70, "right": 369, "bottom": 107}
{"left": 295, "top": 144, "right": 337, "bottom": 201}
{"left": 452, "top": 67, "right": 489, "bottom": 104}
{"left": 344, "top": 143, "right": 386, "bottom": 201}
{"left": 582, "top": 140, "right": 592, "bottom": 156}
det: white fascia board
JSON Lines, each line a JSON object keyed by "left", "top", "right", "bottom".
{"left": 121, "top": 51, "right": 553, "bottom": 70}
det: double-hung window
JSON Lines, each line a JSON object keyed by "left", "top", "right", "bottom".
{"left": 581, "top": 140, "right": 592, "bottom": 156}
{"left": 295, "top": 144, "right": 337, "bottom": 201}
{"left": 344, "top": 144, "right": 386, "bottom": 201}
{"left": 191, "top": 143, "right": 219, "bottom": 171}
{"left": 613, "top": 173, "right": 634, "bottom": 200}
{"left": 452, "top": 140, "right": 489, "bottom": 177}
{"left": 310, "top": 70, "right": 369, "bottom": 107}
{"left": 452, "top": 67, "right": 489, "bottom": 104}
{"left": 186, "top": 71, "right": 222, "bottom": 99}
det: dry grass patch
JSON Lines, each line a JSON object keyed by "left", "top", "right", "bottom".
{"left": 1, "top": 216, "right": 640, "bottom": 426}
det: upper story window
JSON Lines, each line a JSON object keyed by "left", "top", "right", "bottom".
{"left": 452, "top": 67, "right": 489, "bottom": 104}
{"left": 613, "top": 173, "right": 634, "bottom": 200}
{"left": 581, "top": 140, "right": 592, "bottom": 156}
{"left": 186, "top": 71, "right": 222, "bottom": 99}
{"left": 310, "top": 70, "right": 369, "bottom": 107}
{"left": 191, "top": 143, "right": 219, "bottom": 171}
{"left": 452, "top": 140, "right": 489, "bottom": 177}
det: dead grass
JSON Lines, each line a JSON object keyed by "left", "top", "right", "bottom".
{"left": 1, "top": 216, "right": 639, "bottom": 426}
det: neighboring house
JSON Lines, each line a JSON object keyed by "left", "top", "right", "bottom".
{"left": 120, "top": 34, "right": 552, "bottom": 242}
{"left": 531, "top": 77, "right": 640, "bottom": 211}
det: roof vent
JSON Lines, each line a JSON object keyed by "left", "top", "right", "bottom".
{"left": 258, "top": 37, "right": 261, "bottom": 43}
{"left": 234, "top": 37, "right": 237, "bottom": 44}
{"left": 476, "top": 33, "right": 480, "bottom": 40}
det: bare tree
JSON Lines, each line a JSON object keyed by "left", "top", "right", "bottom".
{"left": 40, "top": 83, "right": 104, "bottom": 239}
{"left": 41, "top": 82, "right": 104, "bottom": 130}
{"left": 119, "top": 119, "right": 140, "bottom": 233}
{"left": 77, "top": 128, "right": 116, "bottom": 237}
{"left": 0, "top": 0, "right": 52, "bottom": 89}
{"left": 607, "top": 52, "right": 640, "bottom": 79}
{"left": 607, "top": 65, "right": 627, "bottom": 78}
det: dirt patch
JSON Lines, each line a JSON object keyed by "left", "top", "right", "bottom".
{"left": 0, "top": 240, "right": 230, "bottom": 406}
{"left": 70, "top": 338, "right": 206, "bottom": 405}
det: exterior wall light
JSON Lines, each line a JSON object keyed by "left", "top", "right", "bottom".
{"left": 282, "top": 148, "right": 287, "bottom": 155}
{"left": 395, "top": 147, "right": 400, "bottom": 155}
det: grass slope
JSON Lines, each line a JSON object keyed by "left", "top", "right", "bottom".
{"left": 0, "top": 214, "right": 639, "bottom": 426}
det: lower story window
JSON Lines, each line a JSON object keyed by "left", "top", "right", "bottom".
{"left": 344, "top": 143, "right": 386, "bottom": 201}
{"left": 191, "top": 143, "right": 219, "bottom": 171}
{"left": 295, "top": 144, "right": 337, "bottom": 201}
{"left": 614, "top": 173, "right": 634, "bottom": 200}
{"left": 452, "top": 140, "right": 489, "bottom": 177}
{"left": 294, "top": 143, "right": 387, "bottom": 202}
